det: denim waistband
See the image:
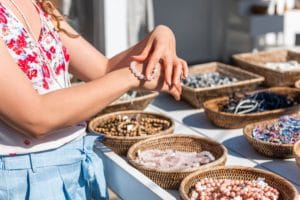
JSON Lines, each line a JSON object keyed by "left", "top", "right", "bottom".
{"left": 0, "top": 135, "right": 107, "bottom": 198}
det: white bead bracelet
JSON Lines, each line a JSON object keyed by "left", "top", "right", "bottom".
{"left": 129, "top": 61, "right": 160, "bottom": 81}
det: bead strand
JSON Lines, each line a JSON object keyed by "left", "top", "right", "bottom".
{"left": 130, "top": 61, "right": 160, "bottom": 81}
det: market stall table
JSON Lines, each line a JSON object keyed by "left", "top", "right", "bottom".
{"left": 95, "top": 93, "right": 300, "bottom": 200}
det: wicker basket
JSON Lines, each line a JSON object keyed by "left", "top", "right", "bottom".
{"left": 127, "top": 134, "right": 227, "bottom": 189}
{"left": 182, "top": 62, "right": 264, "bottom": 108}
{"left": 203, "top": 87, "right": 300, "bottom": 129}
{"left": 88, "top": 110, "right": 174, "bottom": 156}
{"left": 180, "top": 166, "right": 298, "bottom": 200}
{"left": 243, "top": 114, "right": 300, "bottom": 158}
{"left": 293, "top": 140, "right": 300, "bottom": 168}
{"left": 98, "top": 91, "right": 159, "bottom": 115}
{"left": 233, "top": 49, "right": 300, "bottom": 86}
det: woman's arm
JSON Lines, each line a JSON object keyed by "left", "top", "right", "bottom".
{"left": 59, "top": 20, "right": 187, "bottom": 98}
{"left": 0, "top": 39, "right": 168, "bottom": 138}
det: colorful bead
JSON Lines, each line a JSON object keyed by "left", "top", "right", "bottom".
{"left": 252, "top": 115, "right": 300, "bottom": 144}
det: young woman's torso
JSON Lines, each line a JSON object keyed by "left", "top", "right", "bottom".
{"left": 0, "top": 0, "right": 86, "bottom": 155}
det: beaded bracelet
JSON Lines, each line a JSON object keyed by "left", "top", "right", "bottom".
{"left": 130, "top": 61, "right": 160, "bottom": 81}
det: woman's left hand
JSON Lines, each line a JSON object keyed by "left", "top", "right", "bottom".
{"left": 132, "top": 25, "right": 188, "bottom": 95}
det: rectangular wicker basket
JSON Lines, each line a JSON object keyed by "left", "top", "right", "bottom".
{"left": 181, "top": 62, "right": 264, "bottom": 108}
{"left": 233, "top": 49, "right": 300, "bottom": 86}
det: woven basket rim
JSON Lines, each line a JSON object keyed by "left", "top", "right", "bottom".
{"left": 295, "top": 79, "right": 300, "bottom": 88}
{"left": 127, "top": 134, "right": 227, "bottom": 173}
{"left": 88, "top": 110, "right": 175, "bottom": 140}
{"left": 179, "top": 165, "right": 299, "bottom": 200}
{"left": 243, "top": 114, "right": 300, "bottom": 148}
{"left": 233, "top": 49, "right": 300, "bottom": 75}
{"left": 110, "top": 91, "right": 159, "bottom": 106}
{"left": 293, "top": 140, "right": 300, "bottom": 158}
{"left": 203, "top": 87, "right": 300, "bottom": 117}
{"left": 182, "top": 62, "right": 264, "bottom": 92}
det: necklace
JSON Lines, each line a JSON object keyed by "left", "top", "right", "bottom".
{"left": 4, "top": 0, "right": 70, "bottom": 89}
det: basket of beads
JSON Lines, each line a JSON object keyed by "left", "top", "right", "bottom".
{"left": 180, "top": 166, "right": 298, "bottom": 200}
{"left": 181, "top": 62, "right": 264, "bottom": 108}
{"left": 244, "top": 115, "right": 300, "bottom": 158}
{"left": 88, "top": 110, "right": 174, "bottom": 155}
{"left": 293, "top": 140, "right": 300, "bottom": 168}
{"left": 203, "top": 87, "right": 300, "bottom": 129}
{"left": 127, "top": 134, "right": 227, "bottom": 189}
{"left": 233, "top": 49, "right": 300, "bottom": 86}
{"left": 98, "top": 90, "right": 159, "bottom": 115}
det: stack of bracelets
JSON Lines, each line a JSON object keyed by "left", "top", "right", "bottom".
{"left": 95, "top": 115, "right": 171, "bottom": 137}
{"left": 182, "top": 72, "right": 238, "bottom": 88}
{"left": 252, "top": 115, "right": 300, "bottom": 144}
{"left": 222, "top": 92, "right": 297, "bottom": 114}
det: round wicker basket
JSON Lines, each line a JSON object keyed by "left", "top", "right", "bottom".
{"left": 180, "top": 166, "right": 298, "bottom": 200}
{"left": 127, "top": 134, "right": 227, "bottom": 189}
{"left": 98, "top": 91, "right": 158, "bottom": 115}
{"left": 88, "top": 110, "right": 174, "bottom": 156}
{"left": 243, "top": 117, "right": 296, "bottom": 158}
{"left": 203, "top": 87, "right": 300, "bottom": 129}
{"left": 293, "top": 141, "right": 300, "bottom": 168}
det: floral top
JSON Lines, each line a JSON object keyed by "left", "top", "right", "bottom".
{"left": 0, "top": 1, "right": 86, "bottom": 155}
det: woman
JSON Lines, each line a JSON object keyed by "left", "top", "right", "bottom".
{"left": 0, "top": 0, "right": 188, "bottom": 199}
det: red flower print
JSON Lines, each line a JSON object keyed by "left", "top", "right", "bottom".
{"left": 18, "top": 59, "right": 29, "bottom": 73}
{"left": 7, "top": 39, "right": 15, "bottom": 49}
{"left": 50, "top": 46, "right": 56, "bottom": 54}
{"left": 42, "top": 64, "right": 50, "bottom": 78}
{"left": 46, "top": 51, "right": 52, "bottom": 59}
{"left": 0, "top": 13, "right": 7, "bottom": 24}
{"left": 42, "top": 79, "right": 49, "bottom": 89}
{"left": 63, "top": 46, "right": 70, "bottom": 62}
{"left": 0, "top": 7, "right": 5, "bottom": 13}
{"left": 55, "top": 64, "right": 65, "bottom": 75}
{"left": 13, "top": 46, "right": 24, "bottom": 55}
{"left": 16, "top": 34, "right": 27, "bottom": 48}
{"left": 27, "top": 54, "right": 37, "bottom": 63}
{"left": 27, "top": 69, "right": 37, "bottom": 80}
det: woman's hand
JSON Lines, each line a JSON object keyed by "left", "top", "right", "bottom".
{"left": 132, "top": 25, "right": 188, "bottom": 99}
{"left": 130, "top": 62, "right": 181, "bottom": 100}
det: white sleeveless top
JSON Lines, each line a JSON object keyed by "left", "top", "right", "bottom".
{"left": 0, "top": 1, "right": 86, "bottom": 155}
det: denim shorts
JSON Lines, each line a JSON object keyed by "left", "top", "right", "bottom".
{"left": 0, "top": 135, "right": 108, "bottom": 200}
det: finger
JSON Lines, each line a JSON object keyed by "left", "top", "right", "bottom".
{"left": 163, "top": 58, "right": 173, "bottom": 86}
{"left": 179, "top": 58, "right": 189, "bottom": 79}
{"left": 132, "top": 42, "right": 153, "bottom": 62}
{"left": 145, "top": 50, "right": 163, "bottom": 80}
{"left": 169, "top": 84, "right": 181, "bottom": 101}
{"left": 172, "top": 62, "right": 183, "bottom": 93}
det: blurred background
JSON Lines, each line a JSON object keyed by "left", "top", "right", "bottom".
{"left": 53, "top": 0, "right": 300, "bottom": 63}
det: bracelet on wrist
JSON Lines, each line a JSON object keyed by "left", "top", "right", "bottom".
{"left": 129, "top": 61, "right": 160, "bottom": 81}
